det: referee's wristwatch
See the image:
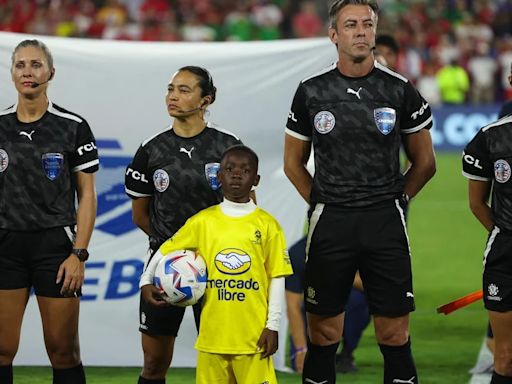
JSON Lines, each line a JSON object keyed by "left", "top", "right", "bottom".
{"left": 71, "top": 248, "right": 89, "bottom": 262}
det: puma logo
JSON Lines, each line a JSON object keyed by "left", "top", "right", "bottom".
{"left": 180, "top": 146, "right": 195, "bottom": 159}
{"left": 347, "top": 87, "right": 363, "bottom": 100}
{"left": 392, "top": 376, "right": 416, "bottom": 384}
{"left": 19, "top": 130, "right": 35, "bottom": 141}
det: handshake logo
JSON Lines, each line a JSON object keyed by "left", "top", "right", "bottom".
{"left": 214, "top": 249, "right": 251, "bottom": 275}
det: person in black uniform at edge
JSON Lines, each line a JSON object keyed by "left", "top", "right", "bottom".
{"left": 0, "top": 39, "right": 99, "bottom": 384}
{"left": 474, "top": 61, "right": 512, "bottom": 375}
{"left": 283, "top": 1, "right": 436, "bottom": 383}
{"left": 125, "top": 66, "right": 245, "bottom": 384}
{"left": 463, "top": 62, "right": 512, "bottom": 384}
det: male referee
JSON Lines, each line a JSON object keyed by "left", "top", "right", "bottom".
{"left": 283, "top": 1, "right": 436, "bottom": 383}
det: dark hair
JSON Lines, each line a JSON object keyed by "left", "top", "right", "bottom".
{"left": 11, "top": 39, "right": 54, "bottom": 71}
{"left": 329, "top": 0, "right": 379, "bottom": 28}
{"left": 221, "top": 145, "right": 259, "bottom": 169}
{"left": 376, "top": 34, "right": 399, "bottom": 54}
{"left": 178, "top": 65, "right": 217, "bottom": 104}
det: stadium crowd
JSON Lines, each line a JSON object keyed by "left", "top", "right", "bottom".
{"left": 1, "top": 0, "right": 512, "bottom": 104}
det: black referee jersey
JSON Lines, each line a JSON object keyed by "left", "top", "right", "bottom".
{"left": 463, "top": 115, "right": 512, "bottom": 232}
{"left": 124, "top": 123, "right": 241, "bottom": 246}
{"left": 0, "top": 101, "right": 99, "bottom": 231}
{"left": 286, "top": 61, "right": 433, "bottom": 207}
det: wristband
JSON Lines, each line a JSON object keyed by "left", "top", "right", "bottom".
{"left": 292, "top": 347, "right": 308, "bottom": 359}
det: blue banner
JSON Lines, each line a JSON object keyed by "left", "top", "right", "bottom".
{"left": 430, "top": 105, "right": 500, "bottom": 151}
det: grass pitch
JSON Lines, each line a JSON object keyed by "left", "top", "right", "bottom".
{"left": 13, "top": 153, "right": 488, "bottom": 383}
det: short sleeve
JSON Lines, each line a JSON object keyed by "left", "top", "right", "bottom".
{"left": 285, "top": 84, "right": 312, "bottom": 141}
{"left": 400, "top": 81, "right": 433, "bottom": 134}
{"left": 160, "top": 217, "right": 199, "bottom": 255}
{"left": 71, "top": 119, "right": 99, "bottom": 173}
{"left": 125, "top": 145, "right": 153, "bottom": 198}
{"left": 462, "top": 130, "right": 492, "bottom": 181}
{"left": 265, "top": 222, "right": 293, "bottom": 279}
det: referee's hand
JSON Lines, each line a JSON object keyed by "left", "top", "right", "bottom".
{"left": 141, "top": 284, "right": 168, "bottom": 307}
{"left": 56, "top": 255, "right": 85, "bottom": 297}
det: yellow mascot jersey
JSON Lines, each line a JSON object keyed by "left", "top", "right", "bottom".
{"left": 160, "top": 205, "right": 293, "bottom": 354}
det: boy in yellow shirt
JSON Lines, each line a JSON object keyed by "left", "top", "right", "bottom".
{"left": 140, "top": 145, "right": 293, "bottom": 383}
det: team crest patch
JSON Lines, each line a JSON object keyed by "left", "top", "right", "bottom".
{"left": 314, "top": 111, "right": 335, "bottom": 134}
{"left": 374, "top": 107, "right": 396, "bottom": 135}
{"left": 42, "top": 153, "right": 64, "bottom": 180}
{"left": 0, "top": 149, "right": 8, "bottom": 172}
{"left": 205, "top": 162, "right": 220, "bottom": 190}
{"left": 494, "top": 159, "right": 511, "bottom": 183}
{"left": 153, "top": 169, "right": 170, "bottom": 192}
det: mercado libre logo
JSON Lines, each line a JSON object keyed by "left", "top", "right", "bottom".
{"left": 94, "top": 139, "right": 137, "bottom": 236}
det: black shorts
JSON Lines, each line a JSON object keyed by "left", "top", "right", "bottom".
{"left": 483, "top": 227, "right": 512, "bottom": 312}
{"left": 304, "top": 199, "right": 414, "bottom": 317}
{"left": 0, "top": 226, "right": 77, "bottom": 297}
{"left": 139, "top": 248, "right": 202, "bottom": 336}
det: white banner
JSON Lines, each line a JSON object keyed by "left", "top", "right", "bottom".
{"left": 0, "top": 32, "right": 336, "bottom": 369}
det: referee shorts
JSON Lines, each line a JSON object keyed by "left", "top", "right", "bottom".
{"left": 0, "top": 226, "right": 78, "bottom": 297}
{"left": 482, "top": 227, "right": 512, "bottom": 312}
{"left": 305, "top": 198, "right": 415, "bottom": 317}
{"left": 139, "top": 248, "right": 202, "bottom": 336}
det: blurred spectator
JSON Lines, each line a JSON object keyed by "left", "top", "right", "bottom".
{"left": 498, "top": 38, "right": 512, "bottom": 101}
{"left": 417, "top": 61, "right": 442, "bottom": 107}
{"left": 224, "top": 3, "right": 253, "bottom": 41}
{"left": 251, "top": 0, "right": 282, "bottom": 40}
{"left": 376, "top": 34, "right": 399, "bottom": 70}
{"left": 291, "top": 1, "right": 323, "bottom": 39}
{"left": 25, "top": 6, "right": 52, "bottom": 36}
{"left": 96, "top": 0, "right": 128, "bottom": 28}
{"left": 181, "top": 13, "right": 216, "bottom": 41}
{"left": 467, "top": 42, "right": 497, "bottom": 104}
{"left": 436, "top": 59, "right": 470, "bottom": 104}
{"left": 139, "top": 0, "right": 170, "bottom": 23}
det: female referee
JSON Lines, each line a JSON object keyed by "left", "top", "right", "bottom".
{"left": 462, "top": 66, "right": 512, "bottom": 383}
{"left": 0, "top": 39, "right": 98, "bottom": 384}
{"left": 124, "top": 66, "right": 244, "bottom": 384}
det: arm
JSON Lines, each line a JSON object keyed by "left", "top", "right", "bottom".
{"left": 132, "top": 196, "right": 151, "bottom": 235}
{"left": 140, "top": 250, "right": 168, "bottom": 307}
{"left": 284, "top": 134, "right": 312, "bottom": 203}
{"left": 57, "top": 171, "right": 97, "bottom": 295}
{"left": 286, "top": 289, "right": 307, "bottom": 372}
{"left": 402, "top": 129, "right": 436, "bottom": 199}
{"left": 257, "top": 277, "right": 285, "bottom": 358}
{"left": 468, "top": 179, "right": 493, "bottom": 232}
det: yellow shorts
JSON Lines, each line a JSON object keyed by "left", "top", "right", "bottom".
{"left": 196, "top": 351, "right": 277, "bottom": 384}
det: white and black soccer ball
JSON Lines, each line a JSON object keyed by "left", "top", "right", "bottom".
{"left": 153, "top": 249, "right": 207, "bottom": 307}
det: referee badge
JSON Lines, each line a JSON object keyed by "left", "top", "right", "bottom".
{"left": 205, "top": 162, "right": 220, "bottom": 190}
{"left": 374, "top": 107, "right": 396, "bottom": 135}
{"left": 0, "top": 149, "right": 8, "bottom": 172}
{"left": 153, "top": 169, "right": 170, "bottom": 192}
{"left": 314, "top": 111, "right": 335, "bottom": 134}
{"left": 42, "top": 153, "right": 64, "bottom": 180}
{"left": 494, "top": 159, "right": 511, "bottom": 183}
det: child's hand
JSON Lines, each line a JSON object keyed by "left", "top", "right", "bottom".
{"left": 141, "top": 284, "right": 168, "bottom": 307}
{"left": 257, "top": 328, "right": 278, "bottom": 358}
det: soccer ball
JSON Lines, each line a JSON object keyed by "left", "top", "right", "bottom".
{"left": 153, "top": 249, "right": 207, "bottom": 307}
